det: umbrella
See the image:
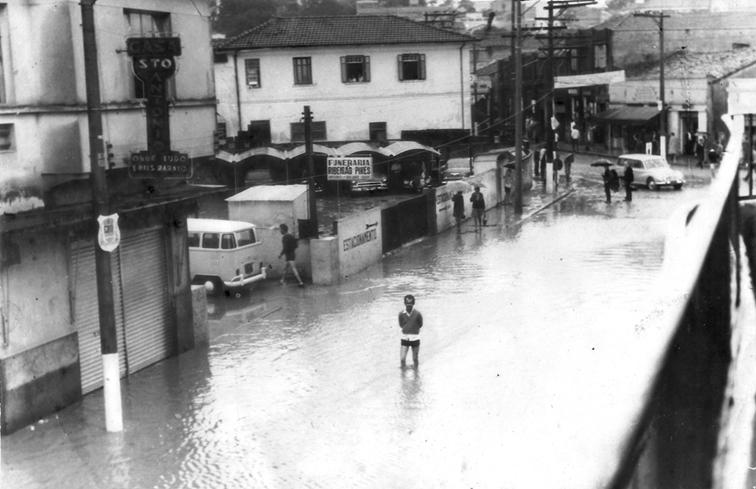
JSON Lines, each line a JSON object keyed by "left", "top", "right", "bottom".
{"left": 502, "top": 162, "right": 516, "bottom": 169}
{"left": 590, "top": 159, "right": 614, "bottom": 167}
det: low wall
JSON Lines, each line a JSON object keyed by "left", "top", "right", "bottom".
{"left": 336, "top": 207, "right": 383, "bottom": 279}
{"left": 0, "top": 333, "right": 81, "bottom": 434}
{"left": 191, "top": 285, "right": 209, "bottom": 347}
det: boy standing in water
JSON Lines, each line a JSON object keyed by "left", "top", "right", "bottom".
{"left": 398, "top": 294, "right": 423, "bottom": 368}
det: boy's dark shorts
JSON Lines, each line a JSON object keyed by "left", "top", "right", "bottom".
{"left": 401, "top": 339, "right": 420, "bottom": 347}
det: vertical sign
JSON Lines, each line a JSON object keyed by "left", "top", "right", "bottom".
{"left": 126, "top": 37, "right": 191, "bottom": 178}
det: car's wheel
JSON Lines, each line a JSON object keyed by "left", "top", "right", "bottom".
{"left": 673, "top": 184, "right": 683, "bottom": 190}
{"left": 647, "top": 177, "right": 657, "bottom": 190}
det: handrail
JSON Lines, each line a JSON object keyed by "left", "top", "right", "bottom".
{"left": 606, "top": 114, "right": 744, "bottom": 489}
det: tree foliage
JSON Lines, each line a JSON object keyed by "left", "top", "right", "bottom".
{"left": 214, "top": 0, "right": 356, "bottom": 38}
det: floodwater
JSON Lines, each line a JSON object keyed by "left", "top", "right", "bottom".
{"left": 2, "top": 161, "right": 713, "bottom": 489}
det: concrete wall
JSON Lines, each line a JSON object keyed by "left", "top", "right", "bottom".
{"left": 191, "top": 285, "right": 208, "bottom": 347}
{"left": 215, "top": 43, "right": 471, "bottom": 140}
{"left": 0, "top": 333, "right": 81, "bottom": 434}
{"left": 336, "top": 207, "right": 383, "bottom": 280}
{"left": 310, "top": 237, "right": 339, "bottom": 285}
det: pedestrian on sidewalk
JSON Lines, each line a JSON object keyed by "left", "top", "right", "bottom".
{"left": 503, "top": 168, "right": 513, "bottom": 205}
{"left": 564, "top": 153, "right": 574, "bottom": 183}
{"left": 696, "top": 134, "right": 706, "bottom": 168}
{"left": 667, "top": 132, "right": 679, "bottom": 164}
{"left": 278, "top": 223, "right": 304, "bottom": 287}
{"left": 570, "top": 120, "right": 580, "bottom": 153}
{"left": 603, "top": 166, "right": 613, "bottom": 203}
{"left": 623, "top": 160, "right": 634, "bottom": 202}
{"left": 553, "top": 153, "right": 562, "bottom": 188}
{"left": 470, "top": 186, "right": 485, "bottom": 231}
{"left": 452, "top": 190, "right": 465, "bottom": 231}
{"left": 398, "top": 294, "right": 423, "bottom": 368}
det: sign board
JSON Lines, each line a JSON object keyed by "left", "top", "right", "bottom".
{"left": 126, "top": 37, "right": 181, "bottom": 57}
{"left": 129, "top": 151, "right": 192, "bottom": 179}
{"left": 326, "top": 156, "right": 373, "bottom": 181}
{"left": 97, "top": 213, "right": 120, "bottom": 252}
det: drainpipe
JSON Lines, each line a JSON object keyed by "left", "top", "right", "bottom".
{"left": 460, "top": 42, "right": 467, "bottom": 130}
{"left": 233, "top": 51, "right": 242, "bottom": 135}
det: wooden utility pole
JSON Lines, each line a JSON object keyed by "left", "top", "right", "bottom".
{"left": 81, "top": 0, "right": 123, "bottom": 432}
{"left": 513, "top": 0, "right": 523, "bottom": 214}
{"left": 634, "top": 10, "right": 670, "bottom": 155}
{"left": 302, "top": 106, "right": 318, "bottom": 237}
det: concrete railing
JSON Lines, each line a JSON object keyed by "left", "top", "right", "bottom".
{"left": 604, "top": 114, "right": 755, "bottom": 489}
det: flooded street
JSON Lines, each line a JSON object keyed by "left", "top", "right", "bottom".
{"left": 2, "top": 162, "right": 712, "bottom": 489}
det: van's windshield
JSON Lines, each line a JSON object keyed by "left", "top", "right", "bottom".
{"left": 236, "top": 229, "right": 256, "bottom": 247}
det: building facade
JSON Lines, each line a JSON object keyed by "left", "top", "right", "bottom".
{"left": 0, "top": 0, "right": 215, "bottom": 433}
{"left": 214, "top": 15, "right": 474, "bottom": 144}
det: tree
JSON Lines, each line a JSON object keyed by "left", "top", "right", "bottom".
{"left": 214, "top": 0, "right": 356, "bottom": 38}
{"left": 606, "top": 0, "right": 634, "bottom": 10}
{"left": 213, "top": 0, "right": 279, "bottom": 38}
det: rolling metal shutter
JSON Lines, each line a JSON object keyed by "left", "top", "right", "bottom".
{"left": 119, "top": 228, "right": 173, "bottom": 373}
{"left": 72, "top": 242, "right": 128, "bottom": 394}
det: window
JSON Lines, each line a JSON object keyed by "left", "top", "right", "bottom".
{"left": 398, "top": 54, "right": 426, "bottom": 81}
{"left": 214, "top": 53, "right": 228, "bottom": 64}
{"left": 221, "top": 233, "right": 236, "bottom": 249}
{"left": 570, "top": 49, "right": 578, "bottom": 72}
{"left": 369, "top": 122, "right": 387, "bottom": 142}
{"left": 0, "top": 124, "right": 13, "bottom": 151}
{"left": 187, "top": 232, "right": 200, "bottom": 248}
{"left": 236, "top": 230, "right": 256, "bottom": 247}
{"left": 341, "top": 55, "right": 370, "bottom": 83}
{"left": 202, "top": 233, "right": 219, "bottom": 249}
{"left": 125, "top": 9, "right": 173, "bottom": 99}
{"left": 245, "top": 59, "right": 261, "bottom": 88}
{"left": 594, "top": 44, "right": 607, "bottom": 69}
{"left": 290, "top": 121, "right": 327, "bottom": 142}
{"left": 247, "top": 120, "right": 271, "bottom": 146}
{"left": 293, "top": 57, "right": 312, "bottom": 85}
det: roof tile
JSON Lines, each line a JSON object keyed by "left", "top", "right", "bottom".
{"left": 216, "top": 15, "right": 475, "bottom": 50}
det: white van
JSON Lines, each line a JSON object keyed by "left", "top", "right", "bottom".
{"left": 187, "top": 218, "right": 268, "bottom": 297}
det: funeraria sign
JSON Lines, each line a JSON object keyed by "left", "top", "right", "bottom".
{"left": 126, "top": 37, "right": 191, "bottom": 179}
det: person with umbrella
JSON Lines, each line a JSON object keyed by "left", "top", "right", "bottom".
{"left": 452, "top": 190, "right": 465, "bottom": 232}
{"left": 623, "top": 160, "right": 634, "bottom": 202}
{"left": 591, "top": 160, "right": 614, "bottom": 203}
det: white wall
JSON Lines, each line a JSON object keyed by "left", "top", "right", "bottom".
{"left": 216, "top": 43, "right": 471, "bottom": 140}
{"left": 336, "top": 207, "right": 383, "bottom": 279}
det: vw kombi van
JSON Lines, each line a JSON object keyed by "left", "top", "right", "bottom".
{"left": 187, "top": 218, "right": 267, "bottom": 297}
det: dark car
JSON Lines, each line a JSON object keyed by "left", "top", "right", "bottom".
{"left": 441, "top": 157, "right": 473, "bottom": 182}
{"left": 349, "top": 175, "right": 388, "bottom": 194}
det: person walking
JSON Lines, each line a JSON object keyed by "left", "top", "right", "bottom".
{"left": 278, "top": 223, "right": 304, "bottom": 287}
{"left": 553, "top": 153, "right": 562, "bottom": 188}
{"left": 503, "top": 168, "right": 513, "bottom": 205}
{"left": 564, "top": 153, "right": 574, "bottom": 183}
{"left": 570, "top": 120, "right": 580, "bottom": 153}
{"left": 452, "top": 190, "right": 465, "bottom": 232}
{"left": 398, "top": 294, "right": 423, "bottom": 368}
{"left": 602, "top": 166, "right": 613, "bottom": 203}
{"left": 623, "top": 160, "right": 634, "bottom": 202}
{"left": 470, "top": 186, "right": 485, "bottom": 231}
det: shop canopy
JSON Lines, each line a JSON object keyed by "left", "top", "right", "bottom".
{"left": 216, "top": 140, "right": 439, "bottom": 164}
{"left": 595, "top": 106, "right": 661, "bottom": 123}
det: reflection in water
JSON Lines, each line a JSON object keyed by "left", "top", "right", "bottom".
{"left": 1, "top": 178, "right": 712, "bottom": 489}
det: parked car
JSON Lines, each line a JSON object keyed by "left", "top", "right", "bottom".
{"left": 349, "top": 174, "right": 388, "bottom": 194}
{"left": 187, "top": 218, "right": 268, "bottom": 298}
{"left": 441, "top": 157, "right": 473, "bottom": 182}
{"left": 618, "top": 154, "right": 685, "bottom": 190}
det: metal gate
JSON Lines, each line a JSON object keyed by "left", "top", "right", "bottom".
{"left": 381, "top": 194, "right": 429, "bottom": 253}
{"left": 71, "top": 242, "right": 127, "bottom": 394}
{"left": 72, "top": 227, "right": 173, "bottom": 394}
{"left": 119, "top": 229, "right": 173, "bottom": 372}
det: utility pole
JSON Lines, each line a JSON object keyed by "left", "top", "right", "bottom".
{"left": 634, "top": 10, "right": 670, "bottom": 156}
{"left": 302, "top": 106, "right": 318, "bottom": 237}
{"left": 81, "top": 0, "right": 123, "bottom": 432}
{"left": 513, "top": 0, "right": 523, "bottom": 214}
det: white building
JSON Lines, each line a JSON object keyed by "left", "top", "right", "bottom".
{"left": 214, "top": 15, "right": 474, "bottom": 144}
{"left": 0, "top": 0, "right": 215, "bottom": 434}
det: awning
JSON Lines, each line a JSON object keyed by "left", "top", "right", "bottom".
{"left": 595, "top": 106, "right": 660, "bottom": 123}
{"left": 554, "top": 70, "right": 625, "bottom": 89}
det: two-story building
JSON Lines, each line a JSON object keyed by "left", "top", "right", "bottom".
{"left": 0, "top": 0, "right": 216, "bottom": 433}
{"left": 213, "top": 15, "right": 473, "bottom": 157}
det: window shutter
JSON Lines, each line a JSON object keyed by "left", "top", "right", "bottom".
{"left": 397, "top": 54, "right": 403, "bottom": 81}
{"left": 420, "top": 54, "right": 426, "bottom": 80}
{"left": 364, "top": 56, "right": 370, "bottom": 82}
{"left": 340, "top": 56, "right": 346, "bottom": 83}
